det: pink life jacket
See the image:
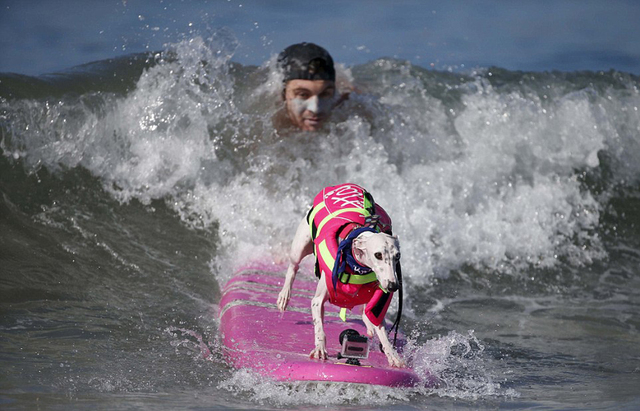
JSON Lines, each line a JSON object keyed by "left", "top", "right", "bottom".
{"left": 307, "top": 183, "right": 394, "bottom": 326}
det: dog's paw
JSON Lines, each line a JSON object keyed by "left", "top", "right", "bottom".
{"left": 309, "top": 347, "right": 328, "bottom": 360}
{"left": 386, "top": 353, "right": 406, "bottom": 368}
{"left": 365, "top": 323, "right": 375, "bottom": 338}
{"left": 276, "top": 289, "right": 290, "bottom": 312}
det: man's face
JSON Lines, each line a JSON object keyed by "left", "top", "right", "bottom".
{"left": 284, "top": 79, "right": 336, "bottom": 131}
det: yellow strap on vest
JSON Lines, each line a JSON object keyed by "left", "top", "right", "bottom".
{"left": 340, "top": 271, "right": 377, "bottom": 284}
{"left": 339, "top": 308, "right": 347, "bottom": 322}
{"left": 308, "top": 200, "right": 326, "bottom": 236}
{"left": 318, "top": 239, "right": 335, "bottom": 268}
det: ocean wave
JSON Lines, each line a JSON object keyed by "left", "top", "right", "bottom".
{"left": 2, "top": 32, "right": 640, "bottom": 284}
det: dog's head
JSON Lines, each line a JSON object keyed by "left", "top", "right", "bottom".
{"left": 352, "top": 231, "right": 401, "bottom": 293}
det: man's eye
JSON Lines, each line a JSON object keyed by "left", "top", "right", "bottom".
{"left": 296, "top": 92, "right": 310, "bottom": 99}
{"left": 374, "top": 252, "right": 383, "bottom": 260}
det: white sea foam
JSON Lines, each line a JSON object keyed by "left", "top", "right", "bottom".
{"left": 215, "top": 329, "right": 516, "bottom": 406}
{"left": 218, "top": 368, "right": 414, "bottom": 407}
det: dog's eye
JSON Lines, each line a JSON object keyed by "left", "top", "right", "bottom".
{"left": 374, "top": 252, "right": 383, "bottom": 260}
{"left": 395, "top": 253, "right": 401, "bottom": 261}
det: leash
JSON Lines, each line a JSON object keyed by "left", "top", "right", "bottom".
{"left": 340, "top": 189, "right": 404, "bottom": 348}
{"left": 389, "top": 260, "right": 403, "bottom": 348}
{"left": 364, "top": 205, "right": 403, "bottom": 349}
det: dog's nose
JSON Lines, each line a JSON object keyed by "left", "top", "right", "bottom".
{"left": 387, "top": 282, "right": 398, "bottom": 292}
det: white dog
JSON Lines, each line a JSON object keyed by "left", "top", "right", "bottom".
{"left": 277, "top": 184, "right": 404, "bottom": 367}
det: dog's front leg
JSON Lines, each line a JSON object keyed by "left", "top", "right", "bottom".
{"left": 277, "top": 218, "right": 313, "bottom": 312}
{"left": 363, "top": 312, "right": 406, "bottom": 367}
{"left": 309, "top": 275, "right": 329, "bottom": 360}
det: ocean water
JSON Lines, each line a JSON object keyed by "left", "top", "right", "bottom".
{"left": 2, "top": 2, "right": 640, "bottom": 410}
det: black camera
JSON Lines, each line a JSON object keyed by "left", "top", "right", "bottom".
{"left": 338, "top": 329, "right": 369, "bottom": 365}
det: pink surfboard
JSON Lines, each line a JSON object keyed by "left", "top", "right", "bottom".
{"left": 218, "top": 261, "right": 438, "bottom": 387}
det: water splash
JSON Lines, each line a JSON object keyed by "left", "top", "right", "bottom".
{"left": 215, "top": 330, "right": 517, "bottom": 407}
{"left": 218, "top": 368, "right": 414, "bottom": 407}
{"left": 3, "top": 34, "right": 640, "bottom": 285}
{"left": 406, "top": 330, "right": 518, "bottom": 401}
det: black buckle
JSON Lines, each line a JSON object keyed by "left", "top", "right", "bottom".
{"left": 364, "top": 214, "right": 380, "bottom": 231}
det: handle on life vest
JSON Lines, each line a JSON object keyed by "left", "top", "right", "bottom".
{"left": 363, "top": 191, "right": 376, "bottom": 216}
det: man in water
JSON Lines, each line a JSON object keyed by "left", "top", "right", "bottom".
{"left": 275, "top": 42, "right": 346, "bottom": 131}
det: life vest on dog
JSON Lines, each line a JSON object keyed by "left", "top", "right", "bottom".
{"left": 307, "top": 183, "right": 394, "bottom": 326}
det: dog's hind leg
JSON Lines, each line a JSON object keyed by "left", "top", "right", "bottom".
{"left": 309, "top": 274, "right": 329, "bottom": 360}
{"left": 277, "top": 218, "right": 313, "bottom": 312}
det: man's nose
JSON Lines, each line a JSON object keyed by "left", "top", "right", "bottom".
{"left": 306, "top": 96, "right": 319, "bottom": 113}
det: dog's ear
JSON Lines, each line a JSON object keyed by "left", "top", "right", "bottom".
{"left": 352, "top": 237, "right": 367, "bottom": 262}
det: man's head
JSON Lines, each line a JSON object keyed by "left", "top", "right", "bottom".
{"left": 277, "top": 43, "right": 336, "bottom": 131}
